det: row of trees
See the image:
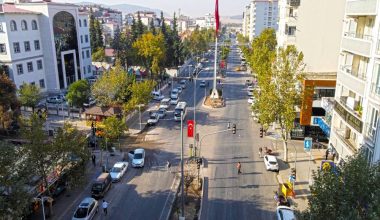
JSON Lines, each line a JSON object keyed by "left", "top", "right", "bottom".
{"left": 243, "top": 28, "right": 305, "bottom": 161}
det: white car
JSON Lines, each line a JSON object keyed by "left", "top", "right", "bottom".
{"left": 276, "top": 206, "right": 296, "bottom": 220}
{"left": 171, "top": 89, "right": 179, "bottom": 99}
{"left": 152, "top": 91, "right": 164, "bottom": 101}
{"left": 170, "top": 96, "right": 179, "bottom": 105}
{"left": 109, "top": 162, "right": 128, "bottom": 182}
{"left": 157, "top": 108, "right": 167, "bottom": 119}
{"left": 200, "top": 80, "right": 206, "bottom": 87}
{"left": 147, "top": 113, "right": 159, "bottom": 126}
{"left": 72, "top": 197, "right": 98, "bottom": 220}
{"left": 177, "top": 86, "right": 183, "bottom": 94}
{"left": 83, "top": 97, "right": 96, "bottom": 107}
{"left": 248, "top": 96, "right": 255, "bottom": 104}
{"left": 179, "top": 80, "right": 186, "bottom": 88}
{"left": 264, "top": 155, "right": 279, "bottom": 171}
{"left": 128, "top": 148, "right": 145, "bottom": 168}
{"left": 159, "top": 98, "right": 171, "bottom": 110}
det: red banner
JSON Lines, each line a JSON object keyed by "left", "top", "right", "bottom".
{"left": 215, "top": 0, "right": 220, "bottom": 34}
{"left": 187, "top": 120, "right": 194, "bottom": 137}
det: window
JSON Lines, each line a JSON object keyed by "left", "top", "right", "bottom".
{"left": 24, "top": 41, "right": 30, "bottom": 51}
{"left": 31, "top": 82, "right": 35, "bottom": 86}
{"left": 21, "top": 20, "right": 28, "bottom": 30}
{"left": 10, "top": 20, "right": 17, "bottom": 31}
{"left": 0, "top": 44, "right": 6, "bottom": 54}
{"left": 13, "top": 42, "right": 20, "bottom": 53}
{"left": 84, "top": 19, "right": 87, "bottom": 27}
{"left": 16, "top": 64, "right": 23, "bottom": 75}
{"left": 86, "top": 50, "right": 90, "bottom": 58}
{"left": 88, "top": 65, "right": 91, "bottom": 74}
{"left": 0, "top": 23, "right": 3, "bottom": 32}
{"left": 27, "top": 62, "right": 33, "bottom": 72}
{"left": 85, "top": 35, "right": 88, "bottom": 43}
{"left": 287, "top": 26, "right": 296, "bottom": 36}
{"left": 37, "top": 60, "right": 43, "bottom": 70}
{"left": 34, "top": 40, "right": 40, "bottom": 50}
{"left": 82, "top": 51, "right": 84, "bottom": 59}
{"left": 1, "top": 65, "right": 9, "bottom": 76}
{"left": 39, "top": 79, "right": 45, "bottom": 88}
{"left": 32, "top": 20, "right": 38, "bottom": 30}
{"left": 80, "top": 35, "right": 83, "bottom": 43}
{"left": 79, "top": 19, "right": 82, "bottom": 27}
{"left": 83, "top": 66, "right": 86, "bottom": 74}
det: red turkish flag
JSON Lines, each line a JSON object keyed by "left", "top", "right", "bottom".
{"left": 215, "top": 0, "right": 220, "bottom": 34}
{"left": 187, "top": 120, "right": 194, "bottom": 137}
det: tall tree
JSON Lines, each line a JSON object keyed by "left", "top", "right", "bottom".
{"left": 300, "top": 154, "right": 380, "bottom": 219}
{"left": 0, "top": 73, "right": 19, "bottom": 131}
{"left": 136, "top": 12, "right": 145, "bottom": 37}
{"left": 171, "top": 13, "right": 182, "bottom": 66}
{"left": 89, "top": 8, "right": 97, "bottom": 51}
{"left": 66, "top": 79, "right": 91, "bottom": 110}
{"left": 112, "top": 26, "right": 121, "bottom": 57}
{"left": 18, "top": 82, "right": 41, "bottom": 113}
{"left": 149, "top": 19, "right": 156, "bottom": 35}
{"left": 102, "top": 115, "right": 127, "bottom": 150}
{"left": 133, "top": 32, "right": 166, "bottom": 78}
{"left": 130, "top": 17, "right": 138, "bottom": 41}
{"left": 95, "top": 19, "right": 104, "bottom": 49}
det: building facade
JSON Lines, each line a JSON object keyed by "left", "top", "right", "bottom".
{"left": 242, "top": 0, "right": 279, "bottom": 42}
{"left": 0, "top": 0, "right": 92, "bottom": 93}
{"left": 330, "top": 0, "right": 380, "bottom": 164}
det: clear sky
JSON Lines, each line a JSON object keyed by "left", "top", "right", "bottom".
{"left": 54, "top": 0, "right": 250, "bottom": 17}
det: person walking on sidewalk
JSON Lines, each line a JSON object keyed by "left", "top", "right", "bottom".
{"left": 259, "top": 147, "right": 263, "bottom": 158}
{"left": 166, "top": 160, "right": 171, "bottom": 172}
{"left": 102, "top": 200, "right": 109, "bottom": 215}
{"left": 91, "top": 154, "right": 96, "bottom": 167}
{"left": 237, "top": 162, "right": 242, "bottom": 174}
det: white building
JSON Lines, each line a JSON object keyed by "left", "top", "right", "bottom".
{"left": 330, "top": 0, "right": 380, "bottom": 164}
{"left": 134, "top": 11, "right": 158, "bottom": 27}
{"left": 242, "top": 0, "right": 279, "bottom": 42}
{"left": 195, "top": 13, "right": 215, "bottom": 29}
{"left": 0, "top": 0, "right": 92, "bottom": 93}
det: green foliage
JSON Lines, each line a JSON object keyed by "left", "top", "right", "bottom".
{"left": 92, "top": 60, "right": 134, "bottom": 106}
{"left": 102, "top": 115, "right": 127, "bottom": 142}
{"left": 92, "top": 47, "right": 106, "bottom": 62}
{"left": 236, "top": 33, "right": 249, "bottom": 44}
{"left": 133, "top": 32, "right": 166, "bottom": 78}
{"left": 18, "top": 82, "right": 41, "bottom": 112}
{"left": 0, "top": 141, "right": 31, "bottom": 219}
{"left": 66, "top": 80, "right": 90, "bottom": 108}
{"left": 221, "top": 46, "right": 230, "bottom": 60}
{"left": 89, "top": 9, "right": 104, "bottom": 51}
{"left": 124, "top": 80, "right": 156, "bottom": 112}
{"left": 136, "top": 12, "right": 147, "bottom": 37}
{"left": 0, "top": 73, "right": 19, "bottom": 130}
{"left": 300, "top": 154, "right": 380, "bottom": 220}
{"left": 149, "top": 19, "right": 156, "bottom": 35}
{"left": 183, "top": 28, "right": 214, "bottom": 56}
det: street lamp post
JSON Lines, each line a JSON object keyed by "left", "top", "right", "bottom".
{"left": 193, "top": 68, "right": 197, "bottom": 157}
{"left": 180, "top": 111, "right": 185, "bottom": 218}
{"left": 188, "top": 64, "right": 192, "bottom": 78}
{"left": 136, "top": 104, "right": 145, "bottom": 131}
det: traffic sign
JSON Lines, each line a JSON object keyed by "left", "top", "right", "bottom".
{"left": 187, "top": 120, "right": 194, "bottom": 137}
{"left": 304, "top": 137, "right": 312, "bottom": 152}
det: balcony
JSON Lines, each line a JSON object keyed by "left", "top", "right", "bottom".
{"left": 341, "top": 32, "right": 372, "bottom": 57}
{"left": 337, "top": 66, "right": 366, "bottom": 95}
{"left": 334, "top": 99, "right": 363, "bottom": 133}
{"left": 345, "top": 0, "right": 378, "bottom": 16}
{"left": 333, "top": 127, "right": 358, "bottom": 153}
{"left": 339, "top": 64, "right": 367, "bottom": 81}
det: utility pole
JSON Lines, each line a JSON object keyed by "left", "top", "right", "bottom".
{"left": 193, "top": 70, "right": 197, "bottom": 157}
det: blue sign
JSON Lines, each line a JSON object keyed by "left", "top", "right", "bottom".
{"left": 304, "top": 137, "right": 312, "bottom": 152}
{"left": 315, "top": 118, "right": 331, "bottom": 137}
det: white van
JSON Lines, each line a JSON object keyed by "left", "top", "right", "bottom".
{"left": 151, "top": 91, "right": 164, "bottom": 101}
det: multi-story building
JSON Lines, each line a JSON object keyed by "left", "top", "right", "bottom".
{"left": 276, "top": 0, "right": 345, "bottom": 141}
{"left": 242, "top": 0, "right": 279, "bottom": 42}
{"left": 134, "top": 11, "right": 159, "bottom": 27}
{"left": 0, "top": 0, "right": 92, "bottom": 93}
{"left": 195, "top": 13, "right": 215, "bottom": 29}
{"left": 330, "top": 0, "right": 380, "bottom": 164}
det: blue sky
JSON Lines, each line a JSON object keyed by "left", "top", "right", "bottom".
{"left": 54, "top": 0, "right": 250, "bottom": 17}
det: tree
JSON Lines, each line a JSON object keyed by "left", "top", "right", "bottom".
{"left": 66, "top": 79, "right": 91, "bottom": 111}
{"left": 300, "top": 154, "right": 380, "bottom": 219}
{"left": 136, "top": 12, "right": 146, "bottom": 37}
{"left": 149, "top": 18, "right": 156, "bottom": 35}
{"left": 92, "top": 47, "right": 106, "bottom": 62}
{"left": 0, "top": 73, "right": 19, "bottom": 131}
{"left": 95, "top": 19, "right": 104, "bottom": 49}
{"left": 89, "top": 8, "right": 97, "bottom": 51}
{"left": 171, "top": 13, "right": 182, "bottom": 66}
{"left": 102, "top": 115, "right": 127, "bottom": 149}
{"left": 111, "top": 26, "right": 121, "bottom": 57}
{"left": 124, "top": 80, "right": 156, "bottom": 112}
{"left": 92, "top": 60, "right": 134, "bottom": 106}
{"left": 133, "top": 32, "right": 166, "bottom": 78}
{"left": 18, "top": 82, "right": 41, "bottom": 113}
{"left": 0, "top": 141, "right": 31, "bottom": 219}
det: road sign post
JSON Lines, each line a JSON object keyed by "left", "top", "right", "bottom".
{"left": 304, "top": 137, "right": 312, "bottom": 152}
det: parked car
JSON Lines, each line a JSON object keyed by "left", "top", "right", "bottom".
{"left": 128, "top": 148, "right": 145, "bottom": 168}
{"left": 151, "top": 91, "right": 164, "bottom": 101}
{"left": 276, "top": 206, "right": 296, "bottom": 220}
{"left": 147, "top": 112, "right": 159, "bottom": 126}
{"left": 177, "top": 86, "right": 183, "bottom": 94}
{"left": 264, "top": 155, "right": 279, "bottom": 171}
{"left": 109, "top": 162, "right": 128, "bottom": 182}
{"left": 83, "top": 97, "right": 96, "bottom": 107}
{"left": 171, "top": 89, "right": 179, "bottom": 99}
{"left": 72, "top": 197, "right": 99, "bottom": 220}
{"left": 170, "top": 96, "right": 179, "bottom": 105}
{"left": 46, "top": 96, "right": 64, "bottom": 104}
{"left": 159, "top": 98, "right": 171, "bottom": 110}
{"left": 179, "top": 80, "right": 186, "bottom": 88}
{"left": 91, "top": 173, "right": 112, "bottom": 199}
{"left": 200, "top": 80, "right": 206, "bottom": 88}
{"left": 157, "top": 108, "right": 167, "bottom": 119}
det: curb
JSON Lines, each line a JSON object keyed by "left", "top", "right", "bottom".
{"left": 198, "top": 176, "right": 208, "bottom": 220}
{"left": 164, "top": 174, "right": 181, "bottom": 220}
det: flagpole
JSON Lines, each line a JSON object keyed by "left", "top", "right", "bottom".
{"left": 212, "top": 36, "right": 218, "bottom": 99}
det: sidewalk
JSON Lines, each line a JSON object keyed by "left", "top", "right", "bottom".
{"left": 265, "top": 126, "right": 325, "bottom": 211}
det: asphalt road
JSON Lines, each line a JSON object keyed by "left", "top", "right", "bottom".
{"left": 199, "top": 43, "right": 278, "bottom": 220}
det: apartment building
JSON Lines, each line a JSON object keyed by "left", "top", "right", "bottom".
{"left": 330, "top": 0, "right": 380, "bottom": 164}
{"left": 0, "top": 0, "right": 92, "bottom": 92}
{"left": 242, "top": 0, "right": 279, "bottom": 42}
{"left": 195, "top": 13, "right": 215, "bottom": 29}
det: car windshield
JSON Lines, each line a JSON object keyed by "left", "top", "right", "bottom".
{"left": 150, "top": 115, "right": 157, "bottom": 119}
{"left": 134, "top": 153, "right": 143, "bottom": 159}
{"left": 111, "top": 167, "right": 122, "bottom": 173}
{"left": 269, "top": 161, "right": 277, "bottom": 165}
{"left": 174, "top": 109, "right": 182, "bottom": 116}
{"left": 171, "top": 91, "right": 177, "bottom": 94}
{"left": 92, "top": 183, "right": 103, "bottom": 191}
{"left": 74, "top": 207, "right": 88, "bottom": 218}
{"left": 159, "top": 110, "right": 164, "bottom": 114}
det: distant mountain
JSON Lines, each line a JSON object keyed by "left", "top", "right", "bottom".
{"left": 79, "top": 2, "right": 167, "bottom": 17}
{"left": 230, "top": 15, "right": 243, "bottom": 19}
{"left": 221, "top": 15, "right": 242, "bottom": 25}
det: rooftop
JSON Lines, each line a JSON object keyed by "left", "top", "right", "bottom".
{"left": 0, "top": 3, "right": 38, "bottom": 14}
{"left": 304, "top": 72, "right": 337, "bottom": 80}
